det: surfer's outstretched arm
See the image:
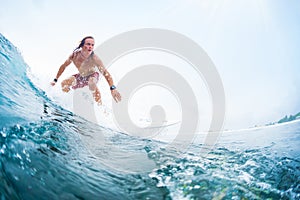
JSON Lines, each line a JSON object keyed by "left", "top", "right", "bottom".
{"left": 93, "top": 54, "right": 121, "bottom": 103}
{"left": 50, "top": 57, "right": 72, "bottom": 86}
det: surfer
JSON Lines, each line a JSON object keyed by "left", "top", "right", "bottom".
{"left": 50, "top": 36, "right": 121, "bottom": 104}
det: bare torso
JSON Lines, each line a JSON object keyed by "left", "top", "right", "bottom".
{"left": 72, "top": 51, "right": 97, "bottom": 77}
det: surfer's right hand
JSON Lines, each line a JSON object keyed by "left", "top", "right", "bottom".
{"left": 50, "top": 78, "right": 58, "bottom": 86}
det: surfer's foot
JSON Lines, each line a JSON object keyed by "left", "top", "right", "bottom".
{"left": 93, "top": 89, "right": 102, "bottom": 105}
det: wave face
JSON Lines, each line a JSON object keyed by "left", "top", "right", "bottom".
{"left": 0, "top": 33, "right": 299, "bottom": 200}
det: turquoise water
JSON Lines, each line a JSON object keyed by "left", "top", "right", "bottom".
{"left": 0, "top": 33, "right": 299, "bottom": 199}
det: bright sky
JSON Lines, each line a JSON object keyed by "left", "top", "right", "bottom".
{"left": 0, "top": 0, "right": 300, "bottom": 130}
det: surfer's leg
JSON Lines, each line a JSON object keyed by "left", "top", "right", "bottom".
{"left": 88, "top": 76, "right": 97, "bottom": 91}
{"left": 61, "top": 76, "right": 76, "bottom": 92}
{"left": 88, "top": 77, "right": 101, "bottom": 104}
{"left": 93, "top": 87, "right": 101, "bottom": 104}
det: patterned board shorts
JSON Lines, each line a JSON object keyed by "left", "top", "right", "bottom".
{"left": 71, "top": 72, "right": 99, "bottom": 89}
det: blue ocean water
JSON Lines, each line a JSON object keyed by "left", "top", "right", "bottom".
{"left": 0, "top": 33, "right": 299, "bottom": 200}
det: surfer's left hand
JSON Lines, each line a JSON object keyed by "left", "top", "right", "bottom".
{"left": 111, "top": 89, "right": 121, "bottom": 103}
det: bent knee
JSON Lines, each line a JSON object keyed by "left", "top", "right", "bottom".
{"left": 61, "top": 77, "right": 75, "bottom": 86}
{"left": 88, "top": 77, "right": 97, "bottom": 84}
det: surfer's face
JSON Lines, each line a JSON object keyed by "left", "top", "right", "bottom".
{"left": 83, "top": 38, "right": 95, "bottom": 53}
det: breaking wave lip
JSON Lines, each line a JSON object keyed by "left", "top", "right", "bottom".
{"left": 1, "top": 33, "right": 299, "bottom": 200}
{"left": 0, "top": 33, "right": 169, "bottom": 199}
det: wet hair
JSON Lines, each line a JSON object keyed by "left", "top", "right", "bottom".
{"left": 73, "top": 36, "right": 94, "bottom": 52}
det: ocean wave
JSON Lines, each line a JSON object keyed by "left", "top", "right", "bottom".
{"left": 0, "top": 33, "right": 299, "bottom": 199}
